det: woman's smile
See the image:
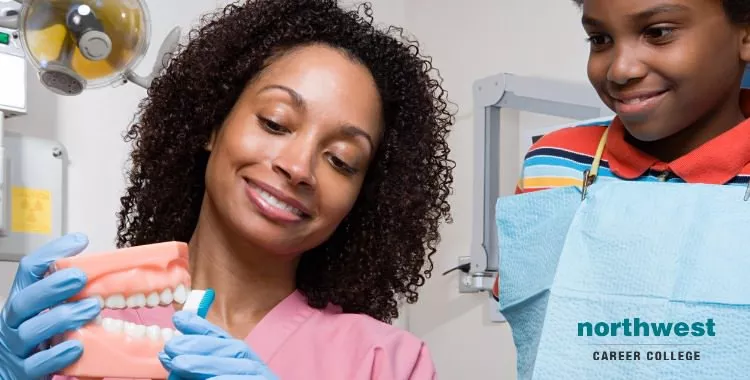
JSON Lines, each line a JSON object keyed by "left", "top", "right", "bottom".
{"left": 244, "top": 179, "right": 311, "bottom": 224}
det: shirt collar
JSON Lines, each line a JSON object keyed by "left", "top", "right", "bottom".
{"left": 605, "top": 90, "right": 750, "bottom": 184}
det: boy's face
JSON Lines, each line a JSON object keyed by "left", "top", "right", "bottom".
{"left": 582, "top": 0, "right": 750, "bottom": 142}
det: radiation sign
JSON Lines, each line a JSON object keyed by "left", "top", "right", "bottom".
{"left": 11, "top": 187, "right": 52, "bottom": 235}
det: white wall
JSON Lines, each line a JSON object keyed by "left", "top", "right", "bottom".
{"left": 2, "top": 0, "right": 596, "bottom": 378}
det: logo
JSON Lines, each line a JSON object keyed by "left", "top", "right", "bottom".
{"left": 577, "top": 318, "right": 714, "bottom": 361}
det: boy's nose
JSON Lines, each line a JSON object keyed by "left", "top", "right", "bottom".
{"left": 607, "top": 46, "right": 648, "bottom": 85}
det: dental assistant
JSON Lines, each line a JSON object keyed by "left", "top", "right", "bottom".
{"left": 0, "top": 0, "right": 455, "bottom": 378}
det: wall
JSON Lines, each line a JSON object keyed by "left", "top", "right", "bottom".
{"left": 398, "top": 0, "right": 593, "bottom": 379}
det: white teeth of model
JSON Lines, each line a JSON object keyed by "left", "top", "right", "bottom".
{"left": 102, "top": 318, "right": 123, "bottom": 333}
{"left": 146, "top": 325, "right": 161, "bottom": 341}
{"left": 94, "top": 315, "right": 103, "bottom": 325}
{"left": 105, "top": 294, "right": 127, "bottom": 309}
{"left": 99, "top": 317, "right": 178, "bottom": 341}
{"left": 111, "top": 319, "right": 124, "bottom": 332}
{"left": 95, "top": 296, "right": 105, "bottom": 308}
{"left": 173, "top": 284, "right": 187, "bottom": 304}
{"left": 126, "top": 293, "right": 147, "bottom": 308}
{"left": 160, "top": 288, "right": 173, "bottom": 305}
{"left": 146, "top": 292, "right": 161, "bottom": 307}
{"left": 101, "top": 317, "right": 114, "bottom": 332}
{"left": 161, "top": 328, "right": 174, "bottom": 341}
{"left": 125, "top": 322, "right": 146, "bottom": 339}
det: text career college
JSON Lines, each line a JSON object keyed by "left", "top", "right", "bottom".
{"left": 578, "top": 318, "right": 715, "bottom": 362}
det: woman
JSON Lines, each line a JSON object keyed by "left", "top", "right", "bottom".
{"left": 0, "top": 0, "right": 455, "bottom": 378}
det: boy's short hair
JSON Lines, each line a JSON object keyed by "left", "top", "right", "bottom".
{"left": 571, "top": 1, "right": 750, "bottom": 24}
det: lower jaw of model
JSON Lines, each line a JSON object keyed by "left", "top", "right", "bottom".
{"left": 50, "top": 241, "right": 191, "bottom": 379}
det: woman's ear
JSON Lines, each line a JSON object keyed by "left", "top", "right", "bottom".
{"left": 206, "top": 130, "right": 217, "bottom": 151}
{"left": 739, "top": 25, "right": 750, "bottom": 62}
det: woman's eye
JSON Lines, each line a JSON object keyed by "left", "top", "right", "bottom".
{"left": 329, "top": 155, "right": 357, "bottom": 175}
{"left": 259, "top": 117, "right": 287, "bottom": 134}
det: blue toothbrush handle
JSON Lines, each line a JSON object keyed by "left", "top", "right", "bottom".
{"left": 196, "top": 288, "right": 215, "bottom": 318}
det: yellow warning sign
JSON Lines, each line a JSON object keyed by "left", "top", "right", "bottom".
{"left": 11, "top": 187, "right": 52, "bottom": 235}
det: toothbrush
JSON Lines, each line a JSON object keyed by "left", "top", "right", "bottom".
{"left": 183, "top": 288, "right": 215, "bottom": 318}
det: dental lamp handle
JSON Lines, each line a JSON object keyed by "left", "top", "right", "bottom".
{"left": 0, "top": 15, "right": 18, "bottom": 29}
{"left": 126, "top": 26, "right": 182, "bottom": 89}
{"left": 152, "top": 26, "right": 181, "bottom": 74}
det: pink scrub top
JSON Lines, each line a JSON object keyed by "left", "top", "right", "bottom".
{"left": 53, "top": 290, "right": 437, "bottom": 379}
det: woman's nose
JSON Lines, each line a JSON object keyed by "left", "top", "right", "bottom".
{"left": 271, "top": 136, "right": 317, "bottom": 188}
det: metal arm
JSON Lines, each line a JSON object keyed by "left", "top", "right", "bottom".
{"left": 126, "top": 26, "right": 181, "bottom": 89}
{"left": 469, "top": 73, "right": 614, "bottom": 323}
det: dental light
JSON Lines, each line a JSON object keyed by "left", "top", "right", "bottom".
{"left": 0, "top": 0, "right": 182, "bottom": 96}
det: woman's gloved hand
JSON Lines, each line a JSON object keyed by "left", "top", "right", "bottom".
{"left": 160, "top": 311, "right": 279, "bottom": 380}
{"left": 0, "top": 233, "right": 101, "bottom": 380}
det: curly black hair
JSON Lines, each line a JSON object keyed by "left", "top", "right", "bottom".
{"left": 116, "top": 0, "right": 455, "bottom": 323}
{"left": 571, "top": 0, "right": 750, "bottom": 24}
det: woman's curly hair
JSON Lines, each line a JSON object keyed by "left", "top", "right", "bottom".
{"left": 116, "top": 0, "right": 455, "bottom": 323}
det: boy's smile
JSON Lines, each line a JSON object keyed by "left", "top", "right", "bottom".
{"left": 580, "top": 0, "right": 750, "bottom": 160}
{"left": 610, "top": 89, "right": 669, "bottom": 119}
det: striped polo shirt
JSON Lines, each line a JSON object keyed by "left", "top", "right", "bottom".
{"left": 517, "top": 90, "right": 750, "bottom": 193}
{"left": 491, "top": 89, "right": 750, "bottom": 301}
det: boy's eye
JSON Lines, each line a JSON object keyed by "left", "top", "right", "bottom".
{"left": 643, "top": 27, "right": 675, "bottom": 41}
{"left": 586, "top": 34, "right": 612, "bottom": 48}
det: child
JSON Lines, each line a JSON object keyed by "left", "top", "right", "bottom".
{"left": 525, "top": 0, "right": 750, "bottom": 192}
{"left": 494, "top": 1, "right": 750, "bottom": 379}
{"left": 492, "top": 0, "right": 750, "bottom": 298}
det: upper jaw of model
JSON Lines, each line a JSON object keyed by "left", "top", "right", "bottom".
{"left": 52, "top": 240, "right": 191, "bottom": 309}
{"left": 50, "top": 241, "right": 191, "bottom": 379}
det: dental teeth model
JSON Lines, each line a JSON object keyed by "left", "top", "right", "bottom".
{"left": 90, "top": 282, "right": 190, "bottom": 343}
{"left": 49, "top": 241, "right": 190, "bottom": 379}
{"left": 98, "top": 283, "right": 189, "bottom": 309}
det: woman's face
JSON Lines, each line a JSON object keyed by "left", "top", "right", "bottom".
{"left": 204, "top": 44, "right": 383, "bottom": 256}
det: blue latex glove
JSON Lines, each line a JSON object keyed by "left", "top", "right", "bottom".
{"left": 0, "top": 233, "right": 101, "bottom": 380}
{"left": 159, "top": 311, "right": 279, "bottom": 380}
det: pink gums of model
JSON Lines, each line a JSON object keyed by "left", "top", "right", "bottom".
{"left": 50, "top": 241, "right": 191, "bottom": 379}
